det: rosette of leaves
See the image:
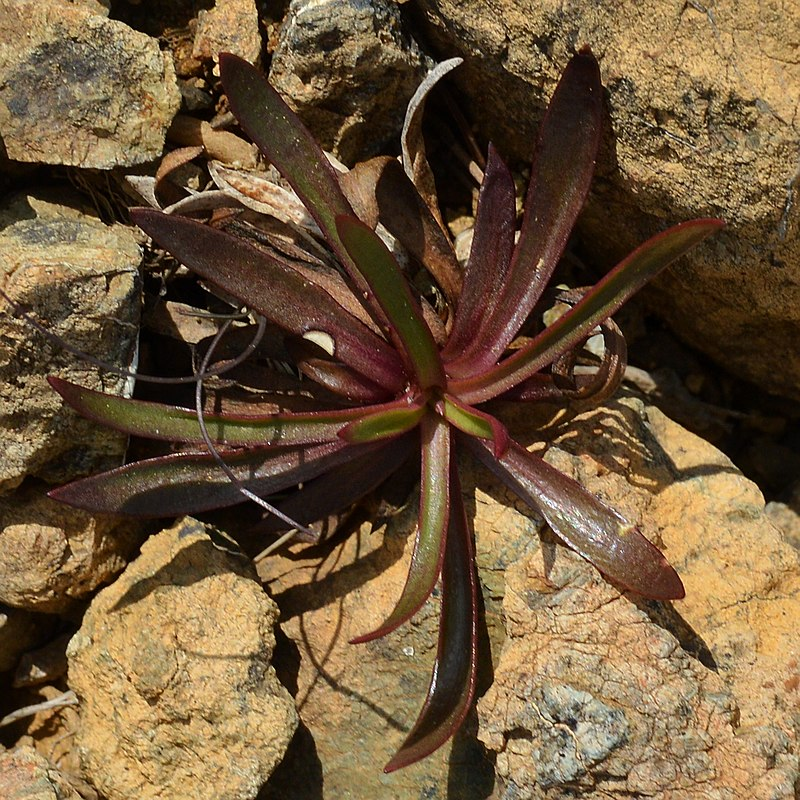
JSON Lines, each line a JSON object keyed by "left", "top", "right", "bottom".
{"left": 46, "top": 48, "right": 722, "bottom": 771}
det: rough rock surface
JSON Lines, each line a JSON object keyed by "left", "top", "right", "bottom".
{"left": 0, "top": 746, "right": 82, "bottom": 800}
{"left": 67, "top": 518, "right": 297, "bottom": 800}
{"left": 257, "top": 395, "right": 799, "bottom": 798}
{"left": 411, "top": 0, "right": 800, "bottom": 400}
{"left": 193, "top": 0, "right": 261, "bottom": 65}
{"left": 258, "top": 494, "right": 493, "bottom": 799}
{"left": 0, "top": 0, "right": 180, "bottom": 167}
{"left": 0, "top": 191, "right": 140, "bottom": 491}
{"left": 269, "top": 0, "right": 430, "bottom": 163}
{"left": 0, "top": 486, "right": 143, "bottom": 614}
{"left": 476, "top": 396, "right": 800, "bottom": 798}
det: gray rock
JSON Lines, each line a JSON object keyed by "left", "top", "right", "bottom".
{"left": 0, "top": 0, "right": 180, "bottom": 167}
{"left": 411, "top": 0, "right": 800, "bottom": 401}
{"left": 0, "top": 191, "right": 140, "bottom": 491}
{"left": 67, "top": 518, "right": 298, "bottom": 800}
{"left": 269, "top": 0, "right": 430, "bottom": 163}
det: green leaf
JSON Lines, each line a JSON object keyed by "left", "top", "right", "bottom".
{"left": 48, "top": 377, "right": 371, "bottom": 446}
{"left": 466, "top": 437, "right": 685, "bottom": 600}
{"left": 338, "top": 399, "right": 425, "bottom": 443}
{"left": 453, "top": 219, "right": 724, "bottom": 403}
{"left": 336, "top": 215, "right": 446, "bottom": 390}
{"left": 384, "top": 466, "right": 478, "bottom": 772}
{"left": 440, "top": 393, "right": 509, "bottom": 457}
{"left": 350, "top": 413, "right": 451, "bottom": 642}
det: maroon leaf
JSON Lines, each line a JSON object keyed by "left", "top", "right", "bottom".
{"left": 49, "top": 441, "right": 371, "bottom": 517}
{"left": 443, "top": 143, "right": 516, "bottom": 363}
{"left": 132, "top": 208, "right": 405, "bottom": 392}
{"left": 219, "top": 53, "right": 387, "bottom": 323}
{"left": 253, "top": 434, "right": 415, "bottom": 536}
{"left": 372, "top": 157, "right": 463, "bottom": 304}
{"left": 383, "top": 464, "right": 478, "bottom": 772}
{"left": 448, "top": 47, "right": 602, "bottom": 375}
{"left": 466, "top": 437, "right": 684, "bottom": 600}
{"left": 453, "top": 218, "right": 725, "bottom": 404}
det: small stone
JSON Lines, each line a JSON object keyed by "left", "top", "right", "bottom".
{"left": 269, "top": 0, "right": 430, "bottom": 163}
{"left": 0, "top": 0, "right": 180, "bottom": 167}
{"left": 0, "top": 486, "right": 143, "bottom": 614}
{"left": 0, "top": 191, "right": 140, "bottom": 491}
{"left": 0, "top": 746, "right": 82, "bottom": 800}
{"left": 68, "top": 518, "right": 297, "bottom": 800}
{"left": 14, "top": 633, "right": 72, "bottom": 688}
{"left": 192, "top": 0, "right": 261, "bottom": 66}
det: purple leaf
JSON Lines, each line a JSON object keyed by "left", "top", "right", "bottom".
{"left": 132, "top": 208, "right": 405, "bottom": 393}
{"left": 466, "top": 437, "right": 685, "bottom": 600}
{"left": 447, "top": 47, "right": 602, "bottom": 375}
{"left": 350, "top": 413, "right": 451, "bottom": 643}
{"left": 383, "top": 464, "right": 478, "bottom": 772}
{"left": 253, "top": 434, "right": 415, "bottom": 536}
{"left": 49, "top": 441, "right": 371, "bottom": 517}
{"left": 453, "top": 218, "right": 725, "bottom": 404}
{"left": 372, "top": 157, "right": 463, "bottom": 304}
{"left": 443, "top": 144, "right": 516, "bottom": 363}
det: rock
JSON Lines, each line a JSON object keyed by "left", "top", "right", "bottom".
{"left": 258, "top": 394, "right": 800, "bottom": 797}
{"left": 67, "top": 518, "right": 297, "bottom": 800}
{"left": 0, "top": 605, "right": 45, "bottom": 673}
{"left": 257, "top": 496, "right": 493, "bottom": 798}
{"left": 476, "top": 395, "right": 800, "bottom": 798}
{"left": 13, "top": 633, "right": 72, "bottom": 688}
{"left": 0, "top": 746, "right": 82, "bottom": 800}
{"left": 192, "top": 0, "right": 261, "bottom": 66}
{"left": 410, "top": 0, "right": 800, "bottom": 401}
{"left": 0, "top": 0, "right": 180, "bottom": 168}
{"left": 0, "top": 191, "right": 140, "bottom": 492}
{"left": 269, "top": 0, "right": 430, "bottom": 163}
{"left": 0, "top": 486, "right": 144, "bottom": 614}
{"left": 766, "top": 500, "right": 800, "bottom": 552}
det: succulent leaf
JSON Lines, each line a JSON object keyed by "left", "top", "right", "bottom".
{"left": 466, "top": 437, "right": 685, "bottom": 600}
{"left": 383, "top": 465, "right": 477, "bottom": 772}
{"left": 132, "top": 208, "right": 405, "bottom": 392}
{"left": 48, "top": 376, "right": 374, "bottom": 446}
{"left": 350, "top": 413, "right": 451, "bottom": 643}
{"left": 336, "top": 215, "right": 446, "bottom": 390}
{"left": 49, "top": 441, "right": 371, "bottom": 517}
{"left": 448, "top": 47, "right": 603, "bottom": 374}
{"left": 453, "top": 218, "right": 725, "bottom": 403}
